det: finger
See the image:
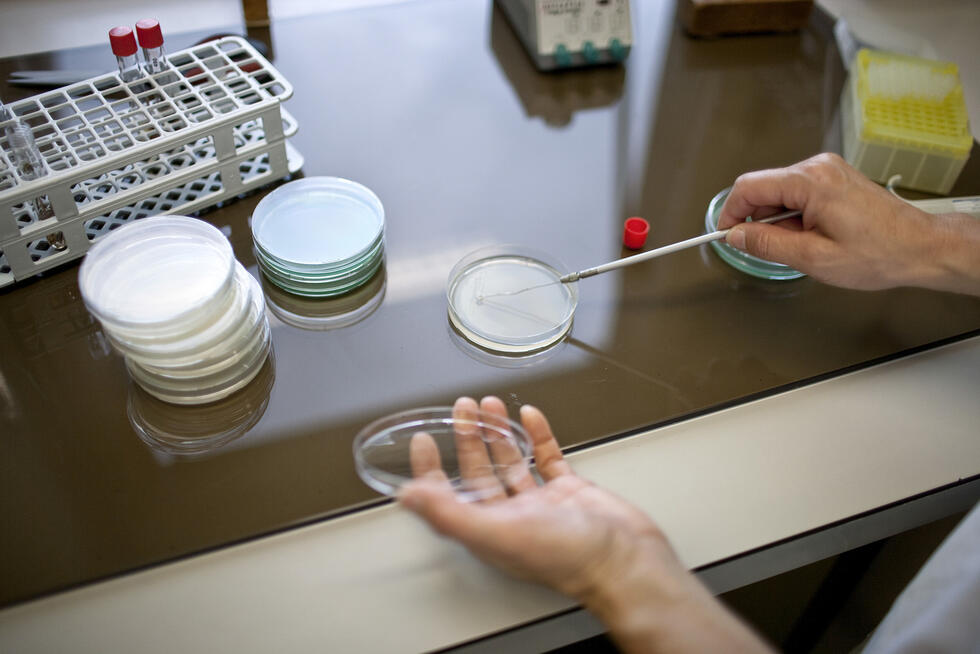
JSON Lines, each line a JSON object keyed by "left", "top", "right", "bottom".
{"left": 520, "top": 404, "right": 574, "bottom": 481}
{"left": 453, "top": 397, "right": 507, "bottom": 500}
{"left": 480, "top": 396, "right": 536, "bottom": 494}
{"left": 399, "top": 477, "right": 501, "bottom": 545}
{"left": 409, "top": 431, "right": 447, "bottom": 481}
{"left": 717, "top": 167, "right": 810, "bottom": 230}
{"left": 398, "top": 478, "right": 476, "bottom": 538}
{"left": 726, "top": 222, "right": 830, "bottom": 271}
{"left": 768, "top": 216, "right": 804, "bottom": 232}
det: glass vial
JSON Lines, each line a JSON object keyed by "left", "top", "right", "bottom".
{"left": 136, "top": 19, "right": 167, "bottom": 75}
{"left": 109, "top": 26, "right": 141, "bottom": 82}
{"left": 5, "top": 120, "right": 56, "bottom": 224}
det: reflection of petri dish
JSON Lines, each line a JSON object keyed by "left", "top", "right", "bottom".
{"left": 353, "top": 407, "right": 533, "bottom": 502}
{"left": 447, "top": 321, "right": 565, "bottom": 369}
{"left": 706, "top": 188, "right": 805, "bottom": 281}
{"left": 447, "top": 245, "right": 577, "bottom": 353}
{"left": 128, "top": 353, "right": 275, "bottom": 457}
{"left": 262, "top": 264, "right": 387, "bottom": 331}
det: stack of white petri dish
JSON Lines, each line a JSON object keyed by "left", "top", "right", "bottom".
{"left": 250, "top": 177, "right": 385, "bottom": 297}
{"left": 79, "top": 215, "right": 271, "bottom": 405}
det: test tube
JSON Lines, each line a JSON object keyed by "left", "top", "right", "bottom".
{"left": 3, "top": 114, "right": 57, "bottom": 226}
{"left": 136, "top": 19, "right": 167, "bottom": 74}
{"left": 110, "top": 26, "right": 141, "bottom": 82}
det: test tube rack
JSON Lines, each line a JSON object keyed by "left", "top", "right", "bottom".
{"left": 0, "top": 36, "right": 301, "bottom": 289}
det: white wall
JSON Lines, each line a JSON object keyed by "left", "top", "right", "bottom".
{"left": 0, "top": 0, "right": 415, "bottom": 57}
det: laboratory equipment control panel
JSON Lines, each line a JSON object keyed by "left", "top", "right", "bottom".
{"left": 497, "top": 0, "right": 632, "bottom": 71}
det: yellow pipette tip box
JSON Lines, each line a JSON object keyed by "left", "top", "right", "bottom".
{"left": 842, "top": 49, "right": 972, "bottom": 195}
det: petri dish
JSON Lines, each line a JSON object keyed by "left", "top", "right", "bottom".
{"left": 447, "top": 321, "right": 566, "bottom": 369}
{"left": 79, "top": 216, "right": 235, "bottom": 335}
{"left": 447, "top": 245, "right": 578, "bottom": 353}
{"left": 124, "top": 269, "right": 273, "bottom": 405}
{"left": 251, "top": 177, "right": 384, "bottom": 267}
{"left": 353, "top": 406, "right": 533, "bottom": 502}
{"left": 126, "top": 321, "right": 271, "bottom": 405}
{"left": 256, "top": 248, "right": 384, "bottom": 297}
{"left": 706, "top": 188, "right": 805, "bottom": 281}
{"left": 127, "top": 274, "right": 265, "bottom": 375}
{"left": 109, "top": 263, "right": 253, "bottom": 361}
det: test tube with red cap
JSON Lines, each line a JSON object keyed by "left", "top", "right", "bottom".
{"left": 136, "top": 19, "right": 167, "bottom": 74}
{"left": 109, "top": 26, "right": 140, "bottom": 82}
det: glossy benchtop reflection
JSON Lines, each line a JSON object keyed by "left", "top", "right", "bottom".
{"left": 1, "top": 1, "right": 979, "bottom": 607}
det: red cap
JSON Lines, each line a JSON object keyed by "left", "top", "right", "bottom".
{"left": 623, "top": 217, "right": 649, "bottom": 250}
{"left": 109, "top": 26, "right": 137, "bottom": 57}
{"left": 135, "top": 19, "right": 164, "bottom": 49}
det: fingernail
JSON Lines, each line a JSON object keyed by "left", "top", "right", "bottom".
{"left": 727, "top": 226, "right": 746, "bottom": 250}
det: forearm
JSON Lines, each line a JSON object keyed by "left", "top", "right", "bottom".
{"left": 579, "top": 541, "right": 773, "bottom": 654}
{"left": 915, "top": 212, "right": 980, "bottom": 296}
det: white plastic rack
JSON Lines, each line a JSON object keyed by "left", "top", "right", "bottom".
{"left": 0, "top": 36, "right": 301, "bottom": 288}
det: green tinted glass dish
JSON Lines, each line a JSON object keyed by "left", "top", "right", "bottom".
{"left": 260, "top": 255, "right": 385, "bottom": 298}
{"left": 706, "top": 188, "right": 805, "bottom": 281}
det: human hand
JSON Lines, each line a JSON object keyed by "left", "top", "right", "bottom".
{"left": 718, "top": 153, "right": 980, "bottom": 294}
{"left": 399, "top": 397, "right": 772, "bottom": 653}
{"left": 400, "top": 396, "right": 676, "bottom": 599}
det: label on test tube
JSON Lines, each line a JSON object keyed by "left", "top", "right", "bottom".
{"left": 136, "top": 19, "right": 167, "bottom": 74}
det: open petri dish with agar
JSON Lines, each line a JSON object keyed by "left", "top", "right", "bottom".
{"left": 447, "top": 245, "right": 578, "bottom": 353}
{"left": 706, "top": 188, "right": 805, "bottom": 281}
{"left": 353, "top": 406, "right": 533, "bottom": 502}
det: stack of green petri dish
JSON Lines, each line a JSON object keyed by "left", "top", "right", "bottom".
{"left": 251, "top": 177, "right": 386, "bottom": 297}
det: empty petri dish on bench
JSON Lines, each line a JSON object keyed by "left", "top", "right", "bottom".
{"left": 353, "top": 405, "right": 534, "bottom": 502}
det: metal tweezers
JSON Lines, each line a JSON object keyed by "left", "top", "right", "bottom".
{"left": 8, "top": 70, "right": 109, "bottom": 87}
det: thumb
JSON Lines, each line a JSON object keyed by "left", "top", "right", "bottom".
{"left": 726, "top": 223, "right": 816, "bottom": 269}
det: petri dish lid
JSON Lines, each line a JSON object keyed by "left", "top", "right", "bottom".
{"left": 251, "top": 177, "right": 385, "bottom": 268}
{"left": 706, "top": 188, "right": 805, "bottom": 281}
{"left": 79, "top": 216, "right": 235, "bottom": 330}
{"left": 447, "top": 245, "right": 577, "bottom": 354}
{"left": 126, "top": 319, "right": 271, "bottom": 405}
{"left": 126, "top": 267, "right": 266, "bottom": 374}
{"left": 108, "top": 262, "right": 254, "bottom": 360}
{"left": 258, "top": 250, "right": 385, "bottom": 298}
{"left": 255, "top": 228, "right": 384, "bottom": 275}
{"left": 353, "top": 406, "right": 533, "bottom": 502}
{"left": 255, "top": 239, "right": 384, "bottom": 283}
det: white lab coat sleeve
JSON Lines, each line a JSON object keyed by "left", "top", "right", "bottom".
{"left": 862, "top": 501, "right": 980, "bottom": 654}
